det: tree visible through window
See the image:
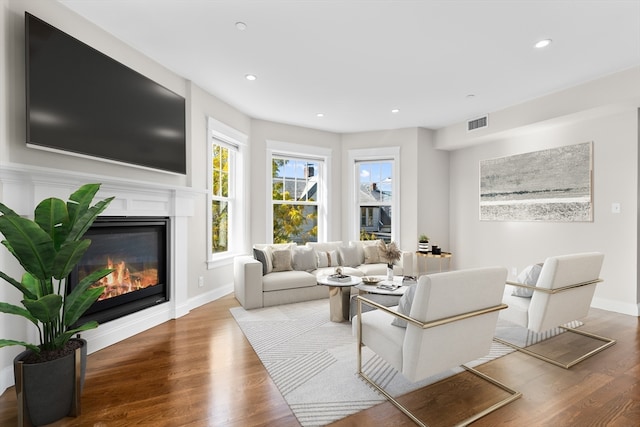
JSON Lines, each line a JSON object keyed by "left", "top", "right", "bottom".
{"left": 211, "top": 143, "right": 230, "bottom": 253}
{"left": 358, "top": 161, "right": 393, "bottom": 242}
{"left": 272, "top": 157, "right": 319, "bottom": 244}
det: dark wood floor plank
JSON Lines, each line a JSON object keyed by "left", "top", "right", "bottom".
{"left": 0, "top": 294, "right": 638, "bottom": 426}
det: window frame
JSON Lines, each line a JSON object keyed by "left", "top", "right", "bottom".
{"left": 347, "top": 147, "right": 401, "bottom": 245}
{"left": 207, "top": 117, "right": 247, "bottom": 268}
{"left": 266, "top": 140, "right": 331, "bottom": 244}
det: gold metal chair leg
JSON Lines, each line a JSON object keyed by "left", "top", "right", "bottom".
{"left": 357, "top": 362, "right": 521, "bottom": 427}
{"left": 494, "top": 327, "right": 616, "bottom": 369}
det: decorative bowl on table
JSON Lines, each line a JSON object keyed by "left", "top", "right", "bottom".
{"left": 361, "top": 277, "right": 381, "bottom": 285}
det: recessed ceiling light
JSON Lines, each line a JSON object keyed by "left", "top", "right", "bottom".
{"left": 316, "top": 113, "right": 324, "bottom": 118}
{"left": 391, "top": 109, "right": 400, "bottom": 113}
{"left": 534, "top": 39, "right": 552, "bottom": 49}
{"left": 235, "top": 22, "right": 247, "bottom": 31}
{"left": 245, "top": 74, "right": 257, "bottom": 81}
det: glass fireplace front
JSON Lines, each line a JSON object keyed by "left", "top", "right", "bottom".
{"left": 69, "top": 216, "right": 170, "bottom": 325}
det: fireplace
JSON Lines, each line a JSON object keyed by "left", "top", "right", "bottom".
{"left": 69, "top": 216, "right": 170, "bottom": 325}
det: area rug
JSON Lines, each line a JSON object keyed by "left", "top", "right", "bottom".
{"left": 230, "top": 299, "right": 530, "bottom": 427}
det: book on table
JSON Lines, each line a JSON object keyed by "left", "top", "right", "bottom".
{"left": 328, "top": 274, "right": 351, "bottom": 283}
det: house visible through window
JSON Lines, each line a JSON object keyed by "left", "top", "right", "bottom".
{"left": 357, "top": 160, "right": 394, "bottom": 242}
{"left": 272, "top": 156, "right": 320, "bottom": 244}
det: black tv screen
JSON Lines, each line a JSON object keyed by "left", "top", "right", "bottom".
{"left": 25, "top": 13, "right": 186, "bottom": 174}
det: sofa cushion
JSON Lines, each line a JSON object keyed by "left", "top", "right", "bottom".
{"left": 272, "top": 248, "right": 293, "bottom": 272}
{"left": 253, "top": 247, "right": 272, "bottom": 275}
{"left": 292, "top": 246, "right": 317, "bottom": 272}
{"left": 512, "top": 263, "right": 543, "bottom": 297}
{"left": 392, "top": 283, "right": 418, "bottom": 328}
{"left": 317, "top": 249, "right": 339, "bottom": 267}
{"left": 339, "top": 245, "right": 360, "bottom": 267}
{"left": 262, "top": 270, "right": 318, "bottom": 292}
{"left": 364, "top": 245, "right": 381, "bottom": 264}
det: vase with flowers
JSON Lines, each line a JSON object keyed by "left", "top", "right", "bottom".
{"left": 378, "top": 240, "right": 402, "bottom": 280}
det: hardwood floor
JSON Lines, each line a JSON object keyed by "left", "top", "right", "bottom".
{"left": 0, "top": 293, "right": 638, "bottom": 426}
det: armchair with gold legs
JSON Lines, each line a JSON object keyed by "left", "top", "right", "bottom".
{"left": 353, "top": 267, "right": 521, "bottom": 427}
{"left": 495, "top": 252, "right": 615, "bottom": 369}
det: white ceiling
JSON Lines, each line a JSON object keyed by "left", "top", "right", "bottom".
{"left": 58, "top": 0, "right": 640, "bottom": 134}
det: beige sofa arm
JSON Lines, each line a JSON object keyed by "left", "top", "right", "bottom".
{"left": 234, "top": 255, "right": 264, "bottom": 309}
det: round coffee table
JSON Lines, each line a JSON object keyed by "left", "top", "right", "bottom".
{"left": 317, "top": 275, "right": 362, "bottom": 322}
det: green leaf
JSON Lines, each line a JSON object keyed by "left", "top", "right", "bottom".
{"left": 66, "top": 197, "right": 114, "bottom": 243}
{"left": 66, "top": 184, "right": 100, "bottom": 225}
{"left": 0, "top": 302, "right": 39, "bottom": 325}
{"left": 20, "top": 272, "right": 41, "bottom": 299}
{"left": 55, "top": 321, "right": 99, "bottom": 348}
{"left": 0, "top": 271, "right": 37, "bottom": 300}
{"left": 22, "top": 294, "right": 63, "bottom": 323}
{"left": 64, "top": 284, "right": 105, "bottom": 328}
{"left": 0, "top": 202, "right": 19, "bottom": 216}
{"left": 34, "top": 197, "right": 70, "bottom": 250}
{"left": 52, "top": 239, "right": 91, "bottom": 280}
{"left": 0, "top": 215, "right": 55, "bottom": 280}
{"left": 0, "top": 339, "right": 40, "bottom": 353}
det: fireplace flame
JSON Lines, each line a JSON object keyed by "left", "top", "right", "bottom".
{"left": 93, "top": 257, "right": 158, "bottom": 301}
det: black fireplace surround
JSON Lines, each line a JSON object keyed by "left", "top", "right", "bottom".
{"left": 68, "top": 216, "right": 170, "bottom": 325}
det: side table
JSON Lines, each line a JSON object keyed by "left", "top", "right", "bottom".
{"left": 416, "top": 251, "right": 452, "bottom": 275}
{"left": 317, "top": 275, "right": 363, "bottom": 322}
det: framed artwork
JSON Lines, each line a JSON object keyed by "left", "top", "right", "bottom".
{"left": 480, "top": 142, "right": 593, "bottom": 221}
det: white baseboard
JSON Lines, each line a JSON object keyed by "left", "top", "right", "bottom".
{"left": 188, "top": 283, "right": 234, "bottom": 311}
{"left": 592, "top": 297, "right": 639, "bottom": 316}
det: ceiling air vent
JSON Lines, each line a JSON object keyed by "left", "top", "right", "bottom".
{"left": 467, "top": 115, "right": 489, "bottom": 132}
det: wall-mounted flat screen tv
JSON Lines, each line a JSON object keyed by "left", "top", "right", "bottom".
{"left": 25, "top": 12, "right": 187, "bottom": 175}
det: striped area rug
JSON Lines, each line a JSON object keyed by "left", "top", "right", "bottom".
{"left": 230, "top": 299, "right": 519, "bottom": 427}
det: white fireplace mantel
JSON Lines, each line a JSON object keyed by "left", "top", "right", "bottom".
{"left": 0, "top": 162, "right": 201, "bottom": 354}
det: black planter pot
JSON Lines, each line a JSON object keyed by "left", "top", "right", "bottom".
{"left": 13, "top": 338, "right": 87, "bottom": 426}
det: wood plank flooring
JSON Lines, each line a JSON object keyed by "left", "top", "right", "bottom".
{"left": 0, "top": 293, "right": 638, "bottom": 426}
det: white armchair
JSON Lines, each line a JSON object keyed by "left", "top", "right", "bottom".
{"left": 354, "top": 267, "right": 520, "bottom": 426}
{"left": 496, "top": 252, "right": 616, "bottom": 369}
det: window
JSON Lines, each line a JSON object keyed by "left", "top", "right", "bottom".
{"left": 211, "top": 143, "right": 232, "bottom": 253}
{"left": 357, "top": 161, "right": 394, "bottom": 242}
{"left": 267, "top": 140, "right": 331, "bottom": 244}
{"left": 207, "top": 117, "right": 246, "bottom": 265}
{"left": 348, "top": 147, "right": 400, "bottom": 244}
{"left": 272, "top": 156, "right": 320, "bottom": 244}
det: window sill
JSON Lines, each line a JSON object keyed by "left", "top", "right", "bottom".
{"left": 207, "top": 252, "right": 238, "bottom": 269}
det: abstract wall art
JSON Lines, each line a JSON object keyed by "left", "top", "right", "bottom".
{"left": 480, "top": 142, "right": 593, "bottom": 221}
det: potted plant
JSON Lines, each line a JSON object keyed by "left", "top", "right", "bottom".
{"left": 0, "top": 183, "right": 114, "bottom": 425}
{"left": 418, "top": 234, "right": 430, "bottom": 252}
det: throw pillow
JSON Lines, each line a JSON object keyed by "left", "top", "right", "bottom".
{"left": 253, "top": 247, "right": 272, "bottom": 275}
{"left": 339, "top": 245, "right": 359, "bottom": 267}
{"left": 317, "top": 250, "right": 339, "bottom": 268}
{"left": 512, "top": 263, "right": 543, "bottom": 298}
{"left": 272, "top": 249, "right": 293, "bottom": 272}
{"left": 292, "top": 246, "right": 317, "bottom": 272}
{"left": 392, "top": 283, "right": 418, "bottom": 328}
{"left": 363, "top": 245, "right": 380, "bottom": 264}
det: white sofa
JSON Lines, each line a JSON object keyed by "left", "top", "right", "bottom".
{"left": 233, "top": 240, "right": 414, "bottom": 309}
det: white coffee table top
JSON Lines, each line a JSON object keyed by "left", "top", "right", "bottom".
{"left": 355, "top": 275, "right": 413, "bottom": 296}
{"left": 317, "top": 274, "right": 363, "bottom": 287}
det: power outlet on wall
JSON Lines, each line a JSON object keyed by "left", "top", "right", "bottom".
{"left": 198, "top": 276, "right": 204, "bottom": 288}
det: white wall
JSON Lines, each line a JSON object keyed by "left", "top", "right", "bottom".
{"left": 340, "top": 128, "right": 451, "bottom": 273}
{"left": 248, "top": 119, "right": 342, "bottom": 245}
{"left": 445, "top": 105, "right": 639, "bottom": 316}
